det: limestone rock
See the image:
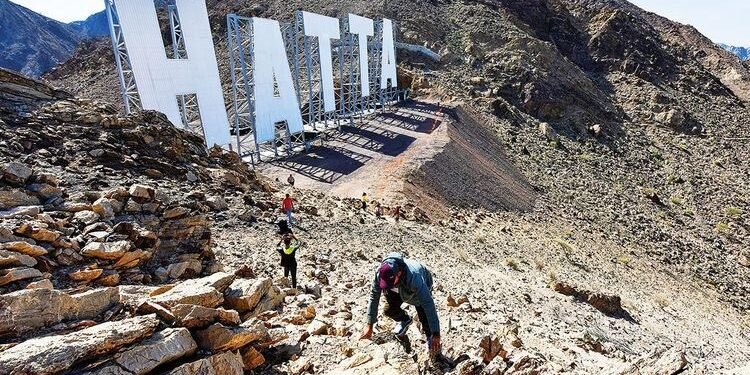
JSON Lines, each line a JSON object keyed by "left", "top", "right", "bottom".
{"left": 113, "top": 250, "right": 151, "bottom": 269}
{"left": 73, "top": 211, "right": 99, "bottom": 225}
{"left": 129, "top": 184, "right": 155, "bottom": 201}
{"left": 81, "top": 240, "right": 133, "bottom": 260}
{"left": 26, "top": 279, "right": 54, "bottom": 289}
{"left": 242, "top": 347, "right": 266, "bottom": 370}
{"left": 206, "top": 196, "right": 228, "bottom": 211}
{"left": 0, "top": 315, "right": 159, "bottom": 375}
{"left": 0, "top": 266, "right": 42, "bottom": 286}
{"left": 91, "top": 328, "right": 197, "bottom": 375}
{"left": 480, "top": 335, "right": 507, "bottom": 364}
{"left": 0, "top": 241, "right": 48, "bottom": 256}
{"left": 172, "top": 304, "right": 221, "bottom": 329}
{"left": 0, "top": 287, "right": 119, "bottom": 337}
{"left": 0, "top": 205, "right": 42, "bottom": 218}
{"left": 167, "top": 351, "right": 244, "bottom": 375}
{"left": 0, "top": 190, "right": 40, "bottom": 210}
{"left": 166, "top": 259, "right": 202, "bottom": 279}
{"left": 196, "top": 319, "right": 269, "bottom": 351}
{"left": 147, "top": 272, "right": 234, "bottom": 309}
{"left": 0, "top": 249, "right": 37, "bottom": 267}
{"left": 244, "top": 285, "right": 284, "bottom": 319}
{"left": 225, "top": 277, "right": 272, "bottom": 313}
{"left": 307, "top": 319, "right": 330, "bottom": 335}
{"left": 2, "top": 162, "right": 32, "bottom": 185}
{"left": 92, "top": 198, "right": 115, "bottom": 220}
{"left": 69, "top": 268, "right": 104, "bottom": 282}
{"left": 16, "top": 223, "right": 60, "bottom": 242}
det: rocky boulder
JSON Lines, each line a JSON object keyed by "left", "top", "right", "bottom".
{"left": 86, "top": 328, "right": 197, "bottom": 375}
{"left": 195, "top": 319, "right": 268, "bottom": 351}
{"left": 0, "top": 314, "right": 159, "bottom": 375}
{"left": 0, "top": 287, "right": 118, "bottom": 337}
{"left": 166, "top": 351, "right": 244, "bottom": 375}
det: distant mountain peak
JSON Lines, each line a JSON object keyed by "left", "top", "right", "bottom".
{"left": 718, "top": 43, "right": 750, "bottom": 61}
{"left": 0, "top": 0, "right": 82, "bottom": 77}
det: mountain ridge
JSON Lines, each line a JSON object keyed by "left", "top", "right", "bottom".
{"left": 718, "top": 43, "right": 750, "bottom": 61}
{"left": 0, "top": 0, "right": 83, "bottom": 77}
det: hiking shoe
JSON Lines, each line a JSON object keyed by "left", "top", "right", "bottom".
{"left": 392, "top": 317, "right": 412, "bottom": 337}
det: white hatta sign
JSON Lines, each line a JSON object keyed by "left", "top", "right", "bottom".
{"left": 111, "top": 0, "right": 231, "bottom": 147}
{"left": 108, "top": 0, "right": 399, "bottom": 150}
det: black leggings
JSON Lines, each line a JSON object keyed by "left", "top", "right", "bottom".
{"left": 383, "top": 290, "right": 430, "bottom": 337}
{"left": 283, "top": 264, "right": 297, "bottom": 289}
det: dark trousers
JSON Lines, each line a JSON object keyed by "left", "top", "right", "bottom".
{"left": 283, "top": 264, "right": 297, "bottom": 288}
{"left": 384, "top": 290, "right": 430, "bottom": 337}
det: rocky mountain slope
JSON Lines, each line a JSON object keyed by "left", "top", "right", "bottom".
{"left": 0, "top": 0, "right": 85, "bottom": 78}
{"left": 2, "top": 68, "right": 750, "bottom": 374}
{"left": 70, "top": 10, "right": 110, "bottom": 39}
{"left": 5, "top": 0, "right": 748, "bottom": 373}
{"left": 45, "top": 0, "right": 750, "bottom": 316}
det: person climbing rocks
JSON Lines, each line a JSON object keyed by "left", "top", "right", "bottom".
{"left": 375, "top": 202, "right": 383, "bottom": 218}
{"left": 360, "top": 253, "right": 441, "bottom": 357}
{"left": 287, "top": 174, "right": 295, "bottom": 187}
{"left": 276, "top": 233, "right": 302, "bottom": 289}
{"left": 277, "top": 217, "right": 293, "bottom": 236}
{"left": 361, "top": 192, "right": 368, "bottom": 211}
{"left": 393, "top": 205, "right": 402, "bottom": 223}
{"left": 282, "top": 193, "right": 295, "bottom": 225}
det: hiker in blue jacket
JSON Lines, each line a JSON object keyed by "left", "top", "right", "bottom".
{"left": 360, "top": 253, "right": 441, "bottom": 356}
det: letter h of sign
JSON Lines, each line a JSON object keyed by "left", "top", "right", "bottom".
{"left": 109, "top": 0, "right": 231, "bottom": 147}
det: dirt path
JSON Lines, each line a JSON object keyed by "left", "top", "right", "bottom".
{"left": 259, "top": 100, "right": 452, "bottom": 205}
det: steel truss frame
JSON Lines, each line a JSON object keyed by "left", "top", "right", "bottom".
{"left": 227, "top": 13, "right": 406, "bottom": 165}
{"left": 227, "top": 15, "right": 307, "bottom": 164}
{"left": 337, "top": 17, "right": 366, "bottom": 127}
{"left": 105, "top": 0, "right": 141, "bottom": 114}
{"left": 292, "top": 11, "right": 340, "bottom": 132}
{"left": 106, "top": 0, "right": 207, "bottom": 140}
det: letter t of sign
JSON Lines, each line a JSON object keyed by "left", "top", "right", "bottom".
{"left": 112, "top": 0, "right": 231, "bottom": 146}
{"left": 347, "top": 14, "right": 374, "bottom": 97}
{"left": 301, "top": 11, "right": 340, "bottom": 113}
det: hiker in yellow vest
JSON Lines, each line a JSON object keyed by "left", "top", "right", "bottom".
{"left": 361, "top": 192, "right": 368, "bottom": 210}
{"left": 276, "top": 233, "right": 302, "bottom": 289}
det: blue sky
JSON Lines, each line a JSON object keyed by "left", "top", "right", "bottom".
{"left": 629, "top": 0, "right": 750, "bottom": 46}
{"left": 9, "top": 0, "right": 105, "bottom": 23}
{"left": 7, "top": 0, "right": 750, "bottom": 46}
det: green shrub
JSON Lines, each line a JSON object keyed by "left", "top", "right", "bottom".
{"left": 725, "top": 206, "right": 743, "bottom": 218}
{"left": 716, "top": 222, "right": 730, "bottom": 235}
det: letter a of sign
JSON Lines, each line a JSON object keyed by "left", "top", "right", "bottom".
{"left": 380, "top": 19, "right": 398, "bottom": 89}
{"left": 251, "top": 18, "right": 304, "bottom": 144}
{"left": 112, "top": 0, "right": 230, "bottom": 146}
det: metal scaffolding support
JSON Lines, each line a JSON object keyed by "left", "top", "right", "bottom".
{"left": 105, "top": 0, "right": 141, "bottom": 114}
{"left": 227, "top": 14, "right": 258, "bottom": 164}
{"left": 168, "top": 4, "right": 206, "bottom": 139}
{"left": 337, "top": 17, "right": 365, "bottom": 127}
{"left": 292, "top": 11, "right": 339, "bottom": 131}
{"left": 227, "top": 14, "right": 307, "bottom": 164}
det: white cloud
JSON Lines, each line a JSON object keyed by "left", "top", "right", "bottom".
{"left": 9, "top": 0, "right": 105, "bottom": 23}
{"left": 629, "top": 0, "right": 750, "bottom": 46}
